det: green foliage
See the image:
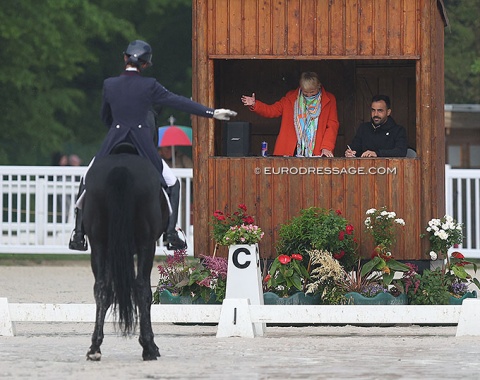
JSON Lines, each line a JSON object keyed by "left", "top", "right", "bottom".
{"left": 220, "top": 224, "right": 264, "bottom": 245}
{"left": 0, "top": 0, "right": 193, "bottom": 164}
{"left": 361, "top": 254, "right": 410, "bottom": 286}
{"left": 444, "top": 0, "right": 480, "bottom": 103}
{"left": 407, "top": 269, "right": 450, "bottom": 305}
{"left": 276, "top": 207, "right": 358, "bottom": 270}
{"left": 153, "top": 250, "right": 228, "bottom": 303}
{"left": 265, "top": 254, "right": 310, "bottom": 298}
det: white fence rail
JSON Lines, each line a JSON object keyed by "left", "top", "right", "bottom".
{"left": 0, "top": 166, "right": 193, "bottom": 255}
{"left": 445, "top": 165, "right": 480, "bottom": 258}
{"left": 1, "top": 165, "right": 479, "bottom": 257}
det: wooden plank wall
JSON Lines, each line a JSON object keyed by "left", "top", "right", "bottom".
{"left": 192, "top": 0, "right": 446, "bottom": 260}
{"left": 206, "top": 0, "right": 420, "bottom": 58}
{"left": 207, "top": 158, "right": 421, "bottom": 260}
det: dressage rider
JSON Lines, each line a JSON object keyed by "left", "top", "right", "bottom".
{"left": 69, "top": 39, "right": 237, "bottom": 251}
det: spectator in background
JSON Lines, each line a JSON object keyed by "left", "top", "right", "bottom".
{"left": 68, "top": 154, "right": 82, "bottom": 166}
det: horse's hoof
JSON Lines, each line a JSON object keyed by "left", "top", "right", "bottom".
{"left": 142, "top": 354, "right": 158, "bottom": 361}
{"left": 86, "top": 349, "right": 102, "bottom": 361}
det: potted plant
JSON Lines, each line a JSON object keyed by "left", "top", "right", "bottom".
{"left": 153, "top": 250, "right": 228, "bottom": 304}
{"left": 398, "top": 251, "right": 479, "bottom": 305}
{"left": 211, "top": 204, "right": 264, "bottom": 254}
{"left": 263, "top": 253, "right": 319, "bottom": 304}
{"left": 306, "top": 249, "right": 408, "bottom": 305}
{"left": 364, "top": 206, "right": 406, "bottom": 254}
{"left": 276, "top": 207, "right": 359, "bottom": 270}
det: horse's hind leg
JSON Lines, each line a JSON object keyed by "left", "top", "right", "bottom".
{"left": 87, "top": 250, "right": 113, "bottom": 361}
{"left": 135, "top": 243, "right": 159, "bottom": 361}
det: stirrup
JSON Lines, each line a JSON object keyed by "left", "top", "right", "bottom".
{"left": 69, "top": 231, "right": 88, "bottom": 251}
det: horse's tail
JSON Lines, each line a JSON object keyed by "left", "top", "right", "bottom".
{"left": 106, "top": 166, "right": 137, "bottom": 335}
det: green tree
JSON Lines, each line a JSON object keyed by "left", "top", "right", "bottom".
{"left": 0, "top": 0, "right": 193, "bottom": 165}
{"left": 444, "top": 0, "right": 480, "bottom": 104}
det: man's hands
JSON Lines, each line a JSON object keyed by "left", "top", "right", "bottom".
{"left": 213, "top": 109, "right": 238, "bottom": 121}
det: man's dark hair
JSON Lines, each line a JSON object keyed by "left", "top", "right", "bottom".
{"left": 371, "top": 95, "right": 391, "bottom": 109}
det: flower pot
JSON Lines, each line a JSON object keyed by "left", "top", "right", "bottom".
{"left": 344, "top": 292, "right": 408, "bottom": 305}
{"left": 157, "top": 289, "right": 220, "bottom": 305}
{"left": 263, "top": 291, "right": 321, "bottom": 305}
{"left": 449, "top": 290, "right": 477, "bottom": 305}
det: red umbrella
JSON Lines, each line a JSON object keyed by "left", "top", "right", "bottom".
{"left": 157, "top": 125, "right": 193, "bottom": 167}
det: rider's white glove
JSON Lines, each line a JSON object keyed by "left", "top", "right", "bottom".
{"left": 213, "top": 108, "right": 238, "bottom": 121}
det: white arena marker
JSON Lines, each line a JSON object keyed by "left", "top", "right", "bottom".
{"left": 221, "top": 244, "right": 265, "bottom": 337}
{"left": 0, "top": 298, "right": 14, "bottom": 336}
{"left": 456, "top": 298, "right": 480, "bottom": 337}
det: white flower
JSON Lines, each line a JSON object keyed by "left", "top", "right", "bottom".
{"left": 366, "top": 208, "right": 376, "bottom": 215}
{"left": 426, "top": 227, "right": 431, "bottom": 232}
{"left": 380, "top": 211, "right": 388, "bottom": 216}
{"left": 388, "top": 212, "right": 396, "bottom": 218}
{"left": 429, "top": 251, "right": 438, "bottom": 260}
{"left": 445, "top": 215, "right": 453, "bottom": 223}
{"left": 364, "top": 217, "right": 371, "bottom": 226}
{"left": 435, "top": 230, "right": 449, "bottom": 240}
{"left": 395, "top": 218, "right": 405, "bottom": 226}
{"left": 456, "top": 225, "right": 462, "bottom": 230}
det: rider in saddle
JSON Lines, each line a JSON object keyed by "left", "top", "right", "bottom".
{"left": 69, "top": 39, "right": 237, "bottom": 251}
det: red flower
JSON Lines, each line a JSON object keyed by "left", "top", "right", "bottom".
{"left": 333, "top": 251, "right": 345, "bottom": 260}
{"left": 291, "top": 253, "right": 303, "bottom": 261}
{"left": 346, "top": 224, "right": 354, "bottom": 235}
{"left": 335, "top": 209, "right": 342, "bottom": 215}
{"left": 238, "top": 204, "right": 247, "bottom": 212}
{"left": 452, "top": 251, "right": 464, "bottom": 259}
{"left": 338, "top": 231, "right": 345, "bottom": 241}
{"left": 213, "top": 210, "right": 226, "bottom": 221}
{"left": 243, "top": 216, "right": 255, "bottom": 224}
{"left": 264, "top": 274, "right": 271, "bottom": 282}
{"left": 278, "top": 255, "right": 291, "bottom": 265}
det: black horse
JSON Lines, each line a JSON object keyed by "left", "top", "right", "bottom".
{"left": 82, "top": 150, "right": 169, "bottom": 361}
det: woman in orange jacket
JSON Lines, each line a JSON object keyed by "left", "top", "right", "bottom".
{"left": 241, "top": 72, "right": 339, "bottom": 157}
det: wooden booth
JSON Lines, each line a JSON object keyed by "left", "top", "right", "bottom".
{"left": 191, "top": 0, "right": 449, "bottom": 261}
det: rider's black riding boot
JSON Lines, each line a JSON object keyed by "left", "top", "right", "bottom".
{"left": 164, "top": 179, "right": 187, "bottom": 251}
{"left": 69, "top": 181, "right": 88, "bottom": 251}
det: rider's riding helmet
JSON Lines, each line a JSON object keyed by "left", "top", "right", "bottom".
{"left": 124, "top": 40, "right": 153, "bottom": 68}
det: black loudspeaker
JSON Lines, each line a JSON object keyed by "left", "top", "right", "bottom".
{"left": 224, "top": 122, "right": 251, "bottom": 157}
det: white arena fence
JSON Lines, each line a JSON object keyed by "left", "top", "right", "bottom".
{"left": 445, "top": 165, "right": 480, "bottom": 258}
{"left": 0, "top": 165, "right": 479, "bottom": 257}
{"left": 0, "top": 165, "right": 193, "bottom": 255}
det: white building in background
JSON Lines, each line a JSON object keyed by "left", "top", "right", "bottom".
{"left": 445, "top": 104, "right": 480, "bottom": 168}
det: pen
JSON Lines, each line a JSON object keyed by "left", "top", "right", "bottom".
{"left": 347, "top": 145, "right": 352, "bottom": 151}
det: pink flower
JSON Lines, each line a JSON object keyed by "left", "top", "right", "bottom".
{"left": 346, "top": 224, "right": 354, "bottom": 235}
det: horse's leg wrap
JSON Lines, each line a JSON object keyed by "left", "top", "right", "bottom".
{"left": 69, "top": 181, "right": 88, "bottom": 251}
{"left": 164, "top": 180, "right": 187, "bottom": 250}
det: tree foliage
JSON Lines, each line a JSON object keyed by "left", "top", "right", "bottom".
{"left": 0, "top": 0, "right": 192, "bottom": 165}
{"left": 444, "top": 0, "right": 480, "bottom": 104}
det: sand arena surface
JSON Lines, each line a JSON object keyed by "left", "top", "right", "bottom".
{"left": 1, "top": 262, "right": 480, "bottom": 379}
